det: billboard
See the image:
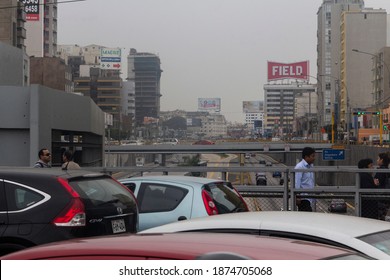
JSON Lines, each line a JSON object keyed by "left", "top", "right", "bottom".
{"left": 100, "top": 48, "right": 121, "bottom": 70}
{"left": 243, "top": 101, "right": 263, "bottom": 113}
{"left": 267, "top": 61, "right": 309, "bottom": 81}
{"left": 21, "top": 0, "right": 40, "bottom": 21}
{"left": 198, "top": 98, "right": 221, "bottom": 111}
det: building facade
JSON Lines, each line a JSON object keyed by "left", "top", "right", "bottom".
{"left": 127, "top": 48, "right": 162, "bottom": 128}
{"left": 0, "top": 0, "right": 26, "bottom": 50}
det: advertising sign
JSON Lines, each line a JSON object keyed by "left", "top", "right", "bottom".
{"left": 198, "top": 98, "right": 221, "bottom": 111}
{"left": 322, "top": 149, "right": 345, "bottom": 161}
{"left": 100, "top": 48, "right": 121, "bottom": 70}
{"left": 243, "top": 101, "right": 263, "bottom": 113}
{"left": 21, "top": 0, "right": 40, "bottom": 21}
{"left": 267, "top": 61, "right": 309, "bottom": 81}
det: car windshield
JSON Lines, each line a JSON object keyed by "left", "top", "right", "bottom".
{"left": 358, "top": 230, "right": 390, "bottom": 256}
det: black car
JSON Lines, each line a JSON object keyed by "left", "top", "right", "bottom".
{"left": 255, "top": 173, "right": 267, "bottom": 185}
{"left": 0, "top": 168, "right": 138, "bottom": 256}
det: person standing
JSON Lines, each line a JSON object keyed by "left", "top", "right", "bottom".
{"left": 62, "top": 150, "right": 81, "bottom": 170}
{"left": 359, "top": 158, "right": 380, "bottom": 219}
{"left": 34, "top": 148, "right": 52, "bottom": 168}
{"left": 374, "top": 152, "right": 390, "bottom": 188}
{"left": 294, "top": 147, "right": 316, "bottom": 212}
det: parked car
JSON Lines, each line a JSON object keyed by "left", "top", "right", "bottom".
{"left": 0, "top": 232, "right": 368, "bottom": 260}
{"left": 328, "top": 199, "right": 348, "bottom": 213}
{"left": 0, "top": 168, "right": 138, "bottom": 256}
{"left": 141, "top": 211, "right": 390, "bottom": 259}
{"left": 119, "top": 176, "right": 248, "bottom": 231}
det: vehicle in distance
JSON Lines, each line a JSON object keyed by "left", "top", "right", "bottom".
{"left": 328, "top": 199, "right": 347, "bottom": 213}
{"left": 255, "top": 173, "right": 267, "bottom": 186}
{"left": 266, "top": 161, "right": 273, "bottom": 166}
{"left": 259, "top": 159, "right": 266, "bottom": 165}
{"left": 119, "top": 176, "right": 248, "bottom": 231}
{"left": 272, "top": 171, "right": 282, "bottom": 178}
{"left": 141, "top": 211, "right": 390, "bottom": 259}
{"left": 0, "top": 232, "right": 368, "bottom": 260}
{"left": 192, "top": 140, "right": 215, "bottom": 145}
{"left": 0, "top": 168, "right": 138, "bottom": 256}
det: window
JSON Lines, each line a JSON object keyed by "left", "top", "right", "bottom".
{"left": 137, "top": 184, "right": 188, "bottom": 213}
{"left": 5, "top": 182, "right": 44, "bottom": 211}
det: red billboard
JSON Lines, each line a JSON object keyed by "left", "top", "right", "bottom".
{"left": 267, "top": 61, "right": 309, "bottom": 81}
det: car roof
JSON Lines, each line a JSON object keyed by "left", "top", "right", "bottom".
{"left": 120, "top": 175, "right": 226, "bottom": 186}
{"left": 0, "top": 167, "right": 109, "bottom": 180}
{"left": 0, "top": 232, "right": 362, "bottom": 260}
{"left": 141, "top": 211, "right": 390, "bottom": 259}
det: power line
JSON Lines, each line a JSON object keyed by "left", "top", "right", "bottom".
{"left": 0, "top": 0, "right": 86, "bottom": 10}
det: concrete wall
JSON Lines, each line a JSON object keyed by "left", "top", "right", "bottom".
{"left": 0, "top": 85, "right": 105, "bottom": 167}
{"left": 0, "top": 42, "right": 28, "bottom": 86}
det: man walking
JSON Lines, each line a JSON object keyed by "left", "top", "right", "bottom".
{"left": 294, "top": 147, "right": 316, "bottom": 211}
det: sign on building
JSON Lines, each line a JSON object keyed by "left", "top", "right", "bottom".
{"left": 21, "top": 0, "right": 40, "bottom": 21}
{"left": 198, "top": 98, "right": 221, "bottom": 111}
{"left": 100, "top": 48, "right": 121, "bottom": 70}
{"left": 267, "top": 61, "right": 309, "bottom": 81}
{"left": 243, "top": 101, "right": 263, "bottom": 113}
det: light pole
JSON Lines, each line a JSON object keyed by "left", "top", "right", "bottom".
{"left": 352, "top": 49, "right": 390, "bottom": 145}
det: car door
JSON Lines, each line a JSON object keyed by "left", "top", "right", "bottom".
{"left": 136, "top": 182, "right": 193, "bottom": 231}
{"left": 0, "top": 179, "right": 7, "bottom": 236}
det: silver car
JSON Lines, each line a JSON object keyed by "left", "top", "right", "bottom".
{"left": 119, "top": 176, "right": 248, "bottom": 231}
{"left": 141, "top": 211, "right": 390, "bottom": 259}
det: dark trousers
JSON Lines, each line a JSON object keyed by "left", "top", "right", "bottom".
{"left": 297, "top": 199, "right": 312, "bottom": 212}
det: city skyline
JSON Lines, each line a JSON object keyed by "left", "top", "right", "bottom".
{"left": 57, "top": 0, "right": 390, "bottom": 123}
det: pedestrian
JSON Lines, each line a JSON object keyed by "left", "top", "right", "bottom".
{"left": 359, "top": 158, "right": 380, "bottom": 219}
{"left": 62, "top": 150, "right": 81, "bottom": 170}
{"left": 34, "top": 148, "right": 52, "bottom": 168}
{"left": 294, "top": 147, "right": 316, "bottom": 212}
{"left": 374, "top": 152, "right": 390, "bottom": 188}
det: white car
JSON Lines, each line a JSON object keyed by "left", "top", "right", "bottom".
{"left": 140, "top": 211, "right": 390, "bottom": 259}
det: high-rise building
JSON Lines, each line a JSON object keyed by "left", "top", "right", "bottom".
{"left": 127, "top": 48, "right": 162, "bottom": 127}
{"left": 317, "top": 0, "right": 364, "bottom": 129}
{"left": 0, "top": 0, "right": 26, "bottom": 50}
{"left": 23, "top": 0, "right": 57, "bottom": 57}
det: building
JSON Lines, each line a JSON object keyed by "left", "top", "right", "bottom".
{"left": 127, "top": 49, "right": 162, "bottom": 128}
{"left": 24, "top": 0, "right": 57, "bottom": 57}
{"left": 0, "top": 0, "right": 26, "bottom": 50}
{"left": 264, "top": 83, "right": 317, "bottom": 139}
{"left": 317, "top": 0, "right": 364, "bottom": 129}
{"left": 30, "top": 57, "right": 72, "bottom": 92}
{"left": 0, "top": 41, "right": 29, "bottom": 86}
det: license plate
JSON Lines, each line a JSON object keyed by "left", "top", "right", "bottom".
{"left": 111, "top": 219, "right": 126, "bottom": 234}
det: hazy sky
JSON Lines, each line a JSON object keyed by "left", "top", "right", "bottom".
{"left": 58, "top": 0, "right": 390, "bottom": 123}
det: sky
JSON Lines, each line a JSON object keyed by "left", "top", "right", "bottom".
{"left": 57, "top": 0, "right": 390, "bottom": 123}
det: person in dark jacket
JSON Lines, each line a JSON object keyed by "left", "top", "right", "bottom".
{"left": 359, "top": 158, "right": 379, "bottom": 219}
{"left": 374, "top": 152, "right": 390, "bottom": 188}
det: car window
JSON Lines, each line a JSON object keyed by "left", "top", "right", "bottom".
{"left": 137, "top": 184, "right": 188, "bottom": 213}
{"left": 122, "top": 182, "right": 136, "bottom": 193}
{"left": 4, "top": 182, "right": 44, "bottom": 211}
{"left": 358, "top": 230, "right": 390, "bottom": 256}
{"left": 69, "top": 178, "right": 136, "bottom": 208}
{"left": 205, "top": 182, "right": 247, "bottom": 213}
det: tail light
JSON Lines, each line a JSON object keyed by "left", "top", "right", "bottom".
{"left": 201, "top": 189, "right": 219, "bottom": 215}
{"left": 53, "top": 178, "right": 86, "bottom": 227}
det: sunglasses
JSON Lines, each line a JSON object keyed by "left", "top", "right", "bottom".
{"left": 44, "top": 153, "right": 51, "bottom": 156}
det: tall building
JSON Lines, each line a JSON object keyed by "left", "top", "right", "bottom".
{"left": 127, "top": 48, "right": 162, "bottom": 127}
{"left": 317, "top": 0, "right": 364, "bottom": 129}
{"left": 264, "top": 83, "right": 317, "bottom": 139}
{"left": 0, "top": 0, "right": 26, "bottom": 50}
{"left": 24, "top": 0, "right": 57, "bottom": 57}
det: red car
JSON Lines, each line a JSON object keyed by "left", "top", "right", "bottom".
{"left": 1, "top": 232, "right": 367, "bottom": 260}
{"left": 192, "top": 140, "right": 215, "bottom": 145}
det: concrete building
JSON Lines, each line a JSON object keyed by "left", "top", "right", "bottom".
{"left": 317, "top": 0, "right": 364, "bottom": 129}
{"left": 0, "top": 85, "right": 105, "bottom": 167}
{"left": 24, "top": 0, "right": 57, "bottom": 57}
{"left": 30, "top": 57, "right": 72, "bottom": 92}
{"left": 264, "top": 83, "right": 317, "bottom": 139}
{"left": 341, "top": 9, "right": 387, "bottom": 127}
{"left": 127, "top": 48, "right": 162, "bottom": 128}
{"left": 0, "top": 41, "right": 29, "bottom": 86}
{"left": 0, "top": 0, "right": 26, "bottom": 50}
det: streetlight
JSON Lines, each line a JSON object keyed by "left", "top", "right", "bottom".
{"left": 352, "top": 48, "right": 390, "bottom": 145}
